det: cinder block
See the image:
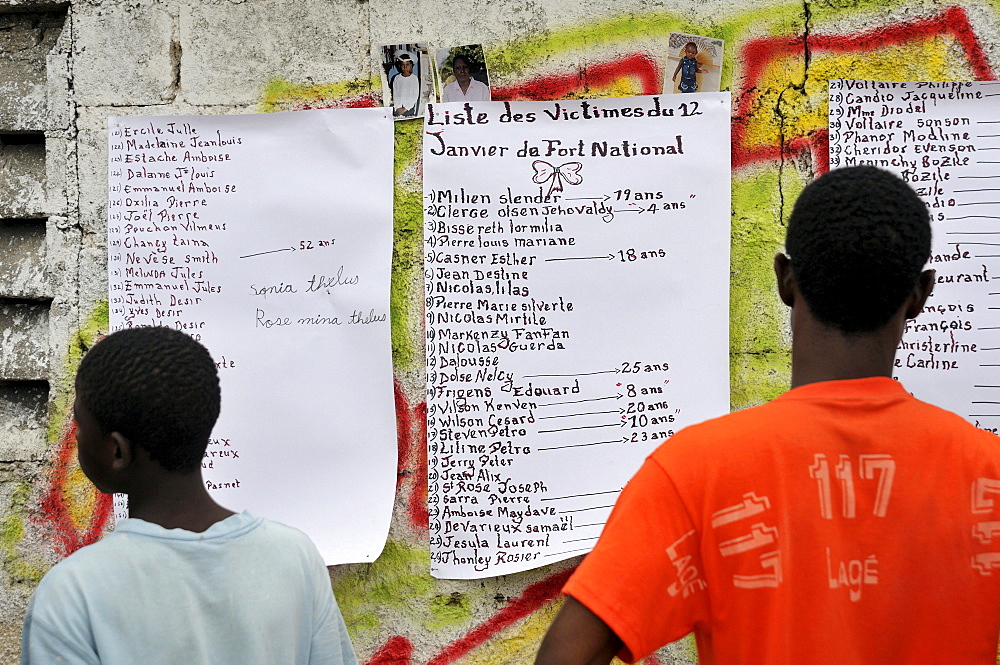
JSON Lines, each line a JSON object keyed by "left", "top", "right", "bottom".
{"left": 72, "top": 1, "right": 174, "bottom": 106}
{"left": 0, "top": 301, "right": 49, "bottom": 380}
{"left": 0, "top": 381, "right": 48, "bottom": 461}
{"left": 0, "top": 61, "right": 46, "bottom": 132}
{"left": 45, "top": 50, "right": 71, "bottom": 132}
{"left": 183, "top": 0, "right": 368, "bottom": 106}
{"left": 370, "top": 2, "right": 545, "bottom": 48}
{"left": 44, "top": 134, "right": 70, "bottom": 214}
{"left": 45, "top": 216, "right": 78, "bottom": 297}
{"left": 0, "top": 219, "right": 47, "bottom": 299}
{"left": 75, "top": 107, "right": 109, "bottom": 235}
{"left": 0, "top": 10, "right": 68, "bottom": 131}
{"left": 77, "top": 246, "right": 108, "bottom": 314}
{"left": 0, "top": 141, "right": 46, "bottom": 218}
{"left": 0, "top": 0, "right": 64, "bottom": 11}
{"left": 45, "top": 217, "right": 80, "bottom": 380}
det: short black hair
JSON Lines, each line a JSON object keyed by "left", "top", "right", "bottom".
{"left": 452, "top": 54, "right": 471, "bottom": 68}
{"left": 75, "top": 326, "right": 220, "bottom": 472}
{"left": 786, "top": 165, "right": 931, "bottom": 333}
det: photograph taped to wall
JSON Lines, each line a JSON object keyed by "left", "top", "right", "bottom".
{"left": 665, "top": 32, "right": 724, "bottom": 94}
{"left": 378, "top": 42, "right": 432, "bottom": 120}
{"left": 434, "top": 44, "right": 492, "bottom": 103}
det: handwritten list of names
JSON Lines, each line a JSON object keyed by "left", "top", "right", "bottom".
{"left": 829, "top": 80, "right": 1000, "bottom": 432}
{"left": 107, "top": 108, "right": 397, "bottom": 564}
{"left": 423, "top": 95, "right": 732, "bottom": 578}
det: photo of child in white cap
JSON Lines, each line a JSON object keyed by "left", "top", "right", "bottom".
{"left": 378, "top": 43, "right": 431, "bottom": 119}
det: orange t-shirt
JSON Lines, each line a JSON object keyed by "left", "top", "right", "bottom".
{"left": 564, "top": 377, "right": 1000, "bottom": 664}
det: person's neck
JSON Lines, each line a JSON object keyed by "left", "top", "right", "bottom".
{"left": 459, "top": 79, "right": 471, "bottom": 92}
{"left": 774, "top": 256, "right": 932, "bottom": 390}
{"left": 789, "top": 316, "right": 904, "bottom": 389}
{"left": 125, "top": 468, "right": 235, "bottom": 532}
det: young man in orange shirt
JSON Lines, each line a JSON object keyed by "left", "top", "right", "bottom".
{"left": 536, "top": 166, "right": 1000, "bottom": 665}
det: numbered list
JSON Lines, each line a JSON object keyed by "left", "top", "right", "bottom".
{"left": 107, "top": 110, "right": 398, "bottom": 564}
{"left": 423, "top": 97, "right": 732, "bottom": 578}
{"left": 829, "top": 80, "right": 1000, "bottom": 430}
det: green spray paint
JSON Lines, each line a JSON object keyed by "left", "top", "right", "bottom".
{"left": 390, "top": 120, "right": 426, "bottom": 372}
{"left": 258, "top": 77, "right": 379, "bottom": 113}
{"left": 0, "top": 483, "right": 46, "bottom": 585}
{"left": 333, "top": 539, "right": 474, "bottom": 638}
{"left": 334, "top": 540, "right": 433, "bottom": 634}
{"left": 427, "top": 591, "right": 473, "bottom": 630}
{"left": 489, "top": 12, "right": 736, "bottom": 89}
{"left": 48, "top": 301, "right": 108, "bottom": 444}
{"left": 0, "top": 302, "right": 110, "bottom": 587}
{"left": 729, "top": 167, "right": 805, "bottom": 410}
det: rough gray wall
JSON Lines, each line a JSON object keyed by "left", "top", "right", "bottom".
{"left": 0, "top": 6, "right": 69, "bottom": 656}
{"left": 0, "top": 11, "right": 69, "bottom": 457}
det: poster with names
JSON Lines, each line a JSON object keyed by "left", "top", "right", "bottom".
{"left": 829, "top": 80, "right": 1000, "bottom": 432}
{"left": 107, "top": 108, "right": 397, "bottom": 564}
{"left": 423, "top": 95, "right": 732, "bottom": 578}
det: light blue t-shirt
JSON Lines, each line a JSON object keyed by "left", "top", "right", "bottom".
{"left": 21, "top": 512, "right": 357, "bottom": 665}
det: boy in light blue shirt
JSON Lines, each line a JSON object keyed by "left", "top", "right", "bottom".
{"left": 22, "top": 326, "right": 357, "bottom": 665}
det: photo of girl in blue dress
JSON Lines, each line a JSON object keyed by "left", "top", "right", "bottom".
{"left": 665, "top": 33, "right": 724, "bottom": 95}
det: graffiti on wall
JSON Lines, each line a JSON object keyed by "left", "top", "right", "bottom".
{"left": 5, "top": 2, "right": 997, "bottom": 663}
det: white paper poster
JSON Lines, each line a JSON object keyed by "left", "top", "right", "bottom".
{"left": 107, "top": 108, "right": 396, "bottom": 564}
{"left": 829, "top": 80, "right": 1000, "bottom": 432}
{"left": 423, "top": 95, "right": 732, "bottom": 578}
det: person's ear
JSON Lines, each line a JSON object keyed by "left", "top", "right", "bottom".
{"left": 109, "top": 432, "right": 135, "bottom": 473}
{"left": 904, "top": 269, "right": 935, "bottom": 320}
{"left": 774, "top": 252, "right": 796, "bottom": 307}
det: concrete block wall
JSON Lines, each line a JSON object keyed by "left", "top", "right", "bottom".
{"left": 0, "top": 8, "right": 71, "bottom": 653}
{"left": 0, "top": 7, "right": 67, "bottom": 463}
{"left": 1, "top": 0, "right": 999, "bottom": 663}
